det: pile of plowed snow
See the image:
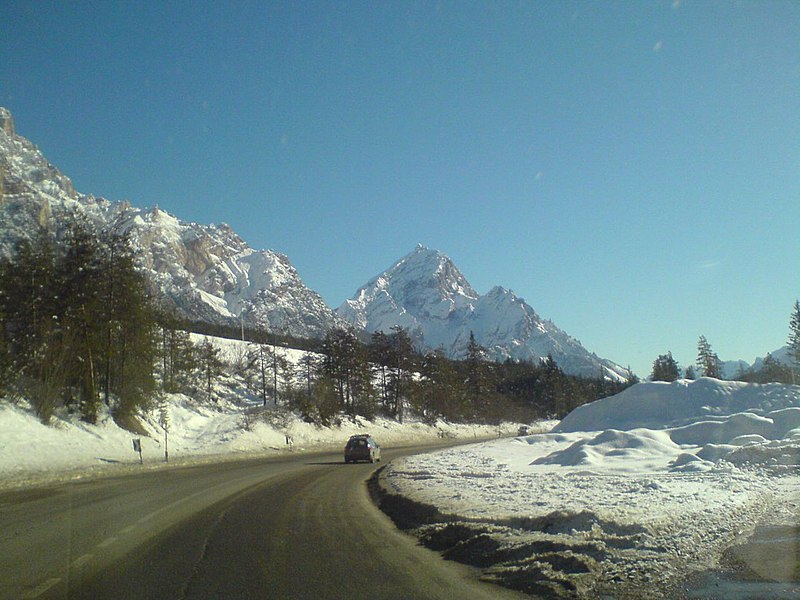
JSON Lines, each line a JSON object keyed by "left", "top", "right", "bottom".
{"left": 550, "top": 378, "right": 800, "bottom": 473}
{"left": 382, "top": 378, "right": 800, "bottom": 598}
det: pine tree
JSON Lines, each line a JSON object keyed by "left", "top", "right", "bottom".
{"left": 387, "top": 326, "right": 414, "bottom": 422}
{"left": 297, "top": 352, "right": 318, "bottom": 403}
{"left": 96, "top": 227, "right": 157, "bottom": 417}
{"left": 254, "top": 342, "right": 271, "bottom": 406}
{"left": 760, "top": 353, "right": 790, "bottom": 383}
{"left": 158, "top": 325, "right": 196, "bottom": 393}
{"left": 321, "top": 327, "right": 361, "bottom": 415}
{"left": 696, "top": 335, "right": 722, "bottom": 379}
{"left": 465, "top": 331, "right": 490, "bottom": 418}
{"left": 0, "top": 221, "right": 157, "bottom": 422}
{"left": 788, "top": 300, "right": 800, "bottom": 383}
{"left": 197, "top": 338, "right": 224, "bottom": 402}
{"left": 416, "top": 349, "right": 465, "bottom": 422}
{"left": 650, "top": 352, "right": 680, "bottom": 382}
{"left": 369, "top": 331, "right": 392, "bottom": 412}
{"left": 276, "top": 350, "right": 295, "bottom": 404}
{"left": 539, "top": 354, "right": 568, "bottom": 417}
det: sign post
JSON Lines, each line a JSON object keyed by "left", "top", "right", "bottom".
{"left": 132, "top": 438, "right": 143, "bottom": 464}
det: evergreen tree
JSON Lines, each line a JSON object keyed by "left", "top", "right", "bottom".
{"left": 650, "top": 352, "right": 680, "bottom": 382}
{"left": 761, "top": 353, "right": 791, "bottom": 383}
{"left": 0, "top": 232, "right": 62, "bottom": 419}
{"left": 321, "top": 327, "right": 367, "bottom": 416}
{"left": 307, "top": 374, "right": 340, "bottom": 425}
{"left": 539, "top": 354, "right": 568, "bottom": 417}
{"left": 276, "top": 350, "right": 295, "bottom": 403}
{"left": 197, "top": 338, "right": 224, "bottom": 402}
{"left": 255, "top": 343, "right": 272, "bottom": 406}
{"left": 788, "top": 300, "right": 800, "bottom": 383}
{"left": 414, "top": 350, "right": 450, "bottom": 423}
{"left": 158, "top": 324, "right": 196, "bottom": 393}
{"left": 0, "top": 233, "right": 58, "bottom": 360}
{"left": 58, "top": 221, "right": 103, "bottom": 421}
{"left": 297, "top": 352, "right": 318, "bottom": 403}
{"left": 696, "top": 335, "right": 722, "bottom": 378}
{"left": 0, "top": 222, "right": 157, "bottom": 422}
{"left": 97, "top": 227, "right": 157, "bottom": 417}
{"left": 387, "top": 326, "right": 415, "bottom": 422}
{"left": 369, "top": 331, "right": 392, "bottom": 413}
{"left": 465, "top": 331, "right": 490, "bottom": 418}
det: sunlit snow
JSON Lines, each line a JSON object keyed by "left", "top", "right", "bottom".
{"left": 383, "top": 378, "right": 800, "bottom": 594}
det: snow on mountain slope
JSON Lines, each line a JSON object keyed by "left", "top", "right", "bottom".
{"left": 751, "top": 345, "right": 795, "bottom": 370}
{"left": 337, "top": 244, "right": 479, "bottom": 349}
{"left": 338, "top": 245, "right": 630, "bottom": 380}
{"left": 0, "top": 107, "right": 345, "bottom": 338}
{"left": 719, "top": 345, "right": 795, "bottom": 379}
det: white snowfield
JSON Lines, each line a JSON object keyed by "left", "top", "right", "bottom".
{"left": 382, "top": 378, "right": 800, "bottom": 596}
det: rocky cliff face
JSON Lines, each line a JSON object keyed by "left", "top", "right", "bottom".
{"left": 338, "top": 245, "right": 630, "bottom": 380}
{"left": 0, "top": 107, "right": 346, "bottom": 339}
{"left": 0, "top": 107, "right": 15, "bottom": 137}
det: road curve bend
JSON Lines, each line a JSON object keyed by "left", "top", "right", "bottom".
{"left": 1, "top": 446, "right": 525, "bottom": 600}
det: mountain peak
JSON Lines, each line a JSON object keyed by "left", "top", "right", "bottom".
{"left": 387, "top": 246, "right": 478, "bottom": 303}
{"left": 338, "top": 248, "right": 630, "bottom": 380}
{"left": 401, "top": 243, "right": 441, "bottom": 262}
{"left": 336, "top": 246, "right": 479, "bottom": 341}
{"left": 0, "top": 107, "right": 14, "bottom": 137}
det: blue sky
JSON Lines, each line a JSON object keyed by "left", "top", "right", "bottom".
{"left": 2, "top": 1, "right": 798, "bottom": 376}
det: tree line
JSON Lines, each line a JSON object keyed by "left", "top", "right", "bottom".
{"left": 230, "top": 328, "right": 636, "bottom": 426}
{"left": 0, "top": 220, "right": 156, "bottom": 423}
{"left": 649, "top": 302, "right": 800, "bottom": 384}
{"left": 0, "top": 221, "right": 636, "bottom": 427}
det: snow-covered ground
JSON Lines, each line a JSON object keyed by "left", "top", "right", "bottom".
{"left": 380, "top": 378, "right": 800, "bottom": 597}
{"left": 4, "top": 330, "right": 798, "bottom": 597}
{"left": 0, "top": 334, "right": 521, "bottom": 490}
{"left": 0, "top": 392, "right": 520, "bottom": 490}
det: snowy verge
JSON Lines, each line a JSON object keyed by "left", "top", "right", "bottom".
{"left": 0, "top": 394, "right": 523, "bottom": 492}
{"left": 379, "top": 379, "right": 800, "bottom": 598}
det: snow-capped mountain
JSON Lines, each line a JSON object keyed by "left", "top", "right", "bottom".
{"left": 720, "top": 345, "right": 796, "bottom": 379}
{"left": 750, "top": 345, "right": 794, "bottom": 370}
{"left": 0, "top": 107, "right": 345, "bottom": 338}
{"left": 338, "top": 245, "right": 631, "bottom": 380}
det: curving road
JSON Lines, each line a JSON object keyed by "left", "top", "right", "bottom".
{"left": 1, "top": 445, "right": 525, "bottom": 600}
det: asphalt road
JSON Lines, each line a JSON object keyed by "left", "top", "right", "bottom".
{"left": 1, "top": 445, "right": 525, "bottom": 600}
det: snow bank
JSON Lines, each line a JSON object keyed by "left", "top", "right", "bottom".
{"left": 553, "top": 377, "right": 800, "bottom": 432}
{"left": 382, "top": 378, "right": 800, "bottom": 597}
{"left": 0, "top": 393, "right": 519, "bottom": 490}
